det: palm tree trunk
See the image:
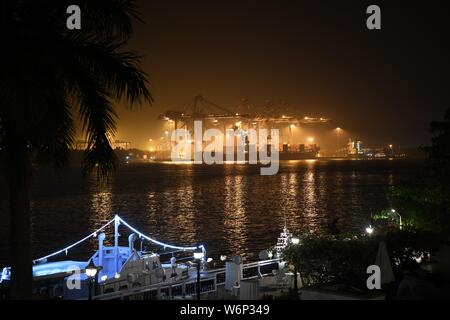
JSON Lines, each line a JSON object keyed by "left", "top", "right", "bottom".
{"left": 6, "top": 138, "right": 32, "bottom": 300}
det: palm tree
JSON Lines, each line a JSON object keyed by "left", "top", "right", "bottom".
{"left": 0, "top": 0, "right": 152, "bottom": 299}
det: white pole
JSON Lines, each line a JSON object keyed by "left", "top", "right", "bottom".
{"left": 114, "top": 215, "right": 120, "bottom": 274}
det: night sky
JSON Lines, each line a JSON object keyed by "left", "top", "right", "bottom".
{"left": 113, "top": 0, "right": 450, "bottom": 150}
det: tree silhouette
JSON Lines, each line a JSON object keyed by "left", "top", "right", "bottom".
{"left": 0, "top": 0, "right": 152, "bottom": 299}
{"left": 389, "top": 108, "right": 450, "bottom": 236}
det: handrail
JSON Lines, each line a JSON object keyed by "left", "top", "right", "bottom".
{"left": 92, "top": 259, "right": 280, "bottom": 300}
{"left": 205, "top": 258, "right": 280, "bottom": 274}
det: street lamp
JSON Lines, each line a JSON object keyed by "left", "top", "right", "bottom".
{"left": 391, "top": 209, "right": 403, "bottom": 230}
{"left": 85, "top": 260, "right": 98, "bottom": 301}
{"left": 193, "top": 248, "right": 205, "bottom": 300}
{"left": 336, "top": 127, "right": 342, "bottom": 156}
{"left": 365, "top": 225, "right": 374, "bottom": 235}
{"left": 291, "top": 237, "right": 300, "bottom": 293}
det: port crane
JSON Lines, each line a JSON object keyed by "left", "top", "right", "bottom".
{"left": 159, "top": 95, "right": 330, "bottom": 132}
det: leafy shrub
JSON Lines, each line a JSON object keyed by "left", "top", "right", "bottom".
{"left": 283, "top": 231, "right": 444, "bottom": 290}
{"left": 283, "top": 234, "right": 377, "bottom": 290}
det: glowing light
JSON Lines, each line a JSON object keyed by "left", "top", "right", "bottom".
{"left": 28, "top": 215, "right": 205, "bottom": 276}
{"left": 220, "top": 255, "right": 227, "bottom": 262}
{"left": 308, "top": 137, "right": 315, "bottom": 143}
{"left": 291, "top": 237, "right": 300, "bottom": 245}
{"left": 194, "top": 250, "right": 205, "bottom": 261}
{"left": 33, "top": 218, "right": 116, "bottom": 263}
{"left": 117, "top": 216, "right": 203, "bottom": 252}
{"left": 85, "top": 261, "right": 98, "bottom": 278}
{"left": 366, "top": 226, "right": 374, "bottom": 235}
{"left": 304, "top": 117, "right": 309, "bottom": 120}
{"left": 101, "top": 275, "right": 108, "bottom": 282}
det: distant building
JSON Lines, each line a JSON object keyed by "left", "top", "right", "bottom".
{"left": 347, "top": 139, "right": 363, "bottom": 156}
{"left": 347, "top": 139, "right": 403, "bottom": 159}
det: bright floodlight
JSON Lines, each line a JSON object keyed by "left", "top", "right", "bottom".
{"left": 391, "top": 209, "right": 396, "bottom": 213}
{"left": 291, "top": 237, "right": 300, "bottom": 245}
{"left": 194, "top": 249, "right": 205, "bottom": 260}
{"left": 366, "top": 226, "right": 374, "bottom": 235}
{"left": 85, "top": 261, "right": 98, "bottom": 278}
{"left": 220, "top": 255, "right": 227, "bottom": 262}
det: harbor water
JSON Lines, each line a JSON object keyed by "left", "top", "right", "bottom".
{"left": 0, "top": 159, "right": 421, "bottom": 265}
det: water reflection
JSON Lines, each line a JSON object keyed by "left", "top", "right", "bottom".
{"left": 302, "top": 167, "right": 319, "bottom": 233}
{"left": 173, "top": 184, "right": 196, "bottom": 244}
{"left": 223, "top": 175, "right": 248, "bottom": 255}
{"left": 279, "top": 173, "right": 299, "bottom": 230}
{"left": 10, "top": 160, "right": 419, "bottom": 266}
{"left": 89, "top": 183, "right": 113, "bottom": 247}
{"left": 145, "top": 191, "right": 158, "bottom": 225}
{"left": 89, "top": 185, "right": 113, "bottom": 226}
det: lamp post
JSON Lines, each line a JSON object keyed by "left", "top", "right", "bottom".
{"left": 336, "top": 127, "right": 342, "bottom": 156}
{"left": 291, "top": 237, "right": 300, "bottom": 293}
{"left": 85, "top": 260, "right": 98, "bottom": 301}
{"left": 193, "top": 248, "right": 205, "bottom": 300}
{"left": 391, "top": 209, "right": 403, "bottom": 230}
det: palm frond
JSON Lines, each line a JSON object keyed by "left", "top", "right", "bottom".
{"left": 61, "top": 0, "right": 143, "bottom": 41}
{"left": 32, "top": 90, "right": 75, "bottom": 168}
{"left": 61, "top": 36, "right": 152, "bottom": 107}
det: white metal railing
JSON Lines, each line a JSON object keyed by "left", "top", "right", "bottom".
{"left": 92, "top": 259, "right": 280, "bottom": 300}
{"left": 93, "top": 277, "right": 216, "bottom": 300}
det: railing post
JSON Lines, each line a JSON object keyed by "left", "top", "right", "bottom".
{"left": 114, "top": 215, "right": 120, "bottom": 275}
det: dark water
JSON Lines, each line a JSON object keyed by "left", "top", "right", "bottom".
{"left": 0, "top": 160, "right": 420, "bottom": 265}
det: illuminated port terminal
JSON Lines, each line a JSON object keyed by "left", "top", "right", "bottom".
{"left": 153, "top": 95, "right": 330, "bottom": 161}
